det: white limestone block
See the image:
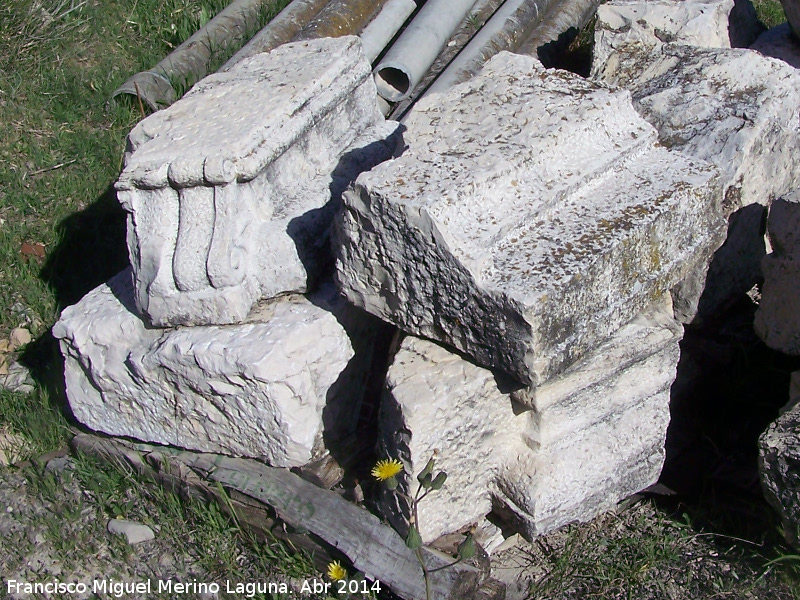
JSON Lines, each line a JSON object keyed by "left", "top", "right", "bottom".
{"left": 53, "top": 270, "right": 372, "bottom": 468}
{"left": 755, "top": 193, "right": 800, "bottom": 355}
{"left": 380, "top": 299, "right": 682, "bottom": 542}
{"left": 594, "top": 45, "right": 800, "bottom": 209}
{"left": 593, "top": 0, "right": 733, "bottom": 70}
{"left": 335, "top": 51, "right": 722, "bottom": 385}
{"left": 379, "top": 335, "right": 524, "bottom": 543}
{"left": 117, "top": 36, "right": 399, "bottom": 327}
{"left": 595, "top": 44, "right": 800, "bottom": 320}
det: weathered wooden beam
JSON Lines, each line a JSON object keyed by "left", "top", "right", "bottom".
{"left": 71, "top": 433, "right": 503, "bottom": 600}
{"left": 70, "top": 434, "right": 334, "bottom": 570}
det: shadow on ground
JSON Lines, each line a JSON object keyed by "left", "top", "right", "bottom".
{"left": 19, "top": 182, "right": 129, "bottom": 420}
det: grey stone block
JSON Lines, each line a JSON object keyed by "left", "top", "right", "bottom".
{"left": 335, "top": 51, "right": 723, "bottom": 385}
{"left": 117, "top": 36, "right": 399, "bottom": 327}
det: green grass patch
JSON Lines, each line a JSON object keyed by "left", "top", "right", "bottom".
{"left": 753, "top": 0, "right": 787, "bottom": 29}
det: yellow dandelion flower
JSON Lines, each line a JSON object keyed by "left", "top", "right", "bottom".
{"left": 371, "top": 458, "right": 403, "bottom": 481}
{"left": 327, "top": 560, "right": 347, "bottom": 581}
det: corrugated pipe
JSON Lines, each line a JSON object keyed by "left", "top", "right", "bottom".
{"left": 113, "top": 0, "right": 284, "bottom": 110}
{"left": 424, "top": 0, "right": 560, "bottom": 97}
{"left": 293, "top": 0, "right": 391, "bottom": 41}
{"left": 374, "top": 0, "right": 481, "bottom": 102}
{"left": 221, "top": 0, "right": 330, "bottom": 70}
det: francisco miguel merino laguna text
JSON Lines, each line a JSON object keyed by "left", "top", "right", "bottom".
{"left": 6, "top": 577, "right": 300, "bottom": 597}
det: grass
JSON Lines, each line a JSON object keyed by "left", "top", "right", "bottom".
{"left": 753, "top": 0, "right": 788, "bottom": 29}
{"left": 524, "top": 499, "right": 800, "bottom": 599}
{"left": 0, "top": 0, "right": 319, "bottom": 593}
{"left": 9, "top": 452, "right": 319, "bottom": 597}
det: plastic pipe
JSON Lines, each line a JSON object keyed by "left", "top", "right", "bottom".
{"left": 424, "top": 0, "right": 558, "bottom": 97}
{"left": 374, "top": 0, "right": 480, "bottom": 102}
{"left": 113, "top": 0, "right": 283, "bottom": 110}
{"left": 221, "top": 0, "right": 330, "bottom": 70}
{"left": 359, "top": 0, "right": 417, "bottom": 63}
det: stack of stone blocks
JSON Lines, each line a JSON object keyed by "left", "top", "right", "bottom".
{"left": 55, "top": 0, "right": 800, "bottom": 550}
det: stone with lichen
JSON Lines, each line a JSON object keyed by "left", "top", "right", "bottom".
{"left": 379, "top": 298, "right": 682, "bottom": 542}
{"left": 118, "top": 36, "right": 399, "bottom": 327}
{"left": 335, "top": 51, "right": 723, "bottom": 385}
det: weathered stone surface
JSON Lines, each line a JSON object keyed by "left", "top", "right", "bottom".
{"left": 759, "top": 398, "right": 800, "bottom": 548}
{"left": 782, "top": 0, "right": 800, "bottom": 40}
{"left": 117, "top": 36, "right": 399, "bottom": 327}
{"left": 594, "top": 44, "right": 800, "bottom": 210}
{"left": 595, "top": 44, "right": 800, "bottom": 321}
{"left": 593, "top": 0, "right": 733, "bottom": 71}
{"left": 53, "top": 270, "right": 378, "bottom": 468}
{"left": 755, "top": 193, "right": 800, "bottom": 354}
{"left": 379, "top": 335, "right": 522, "bottom": 543}
{"left": 335, "top": 51, "right": 722, "bottom": 385}
{"left": 379, "top": 298, "right": 682, "bottom": 542}
{"left": 752, "top": 23, "right": 800, "bottom": 69}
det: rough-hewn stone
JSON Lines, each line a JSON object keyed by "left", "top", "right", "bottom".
{"left": 593, "top": 0, "right": 733, "bottom": 71}
{"left": 594, "top": 44, "right": 800, "bottom": 210}
{"left": 335, "top": 51, "right": 722, "bottom": 385}
{"left": 53, "top": 270, "right": 379, "bottom": 468}
{"left": 379, "top": 298, "right": 682, "bottom": 542}
{"left": 755, "top": 193, "right": 800, "bottom": 354}
{"left": 759, "top": 396, "right": 800, "bottom": 548}
{"left": 595, "top": 44, "right": 800, "bottom": 320}
{"left": 117, "top": 36, "right": 399, "bottom": 327}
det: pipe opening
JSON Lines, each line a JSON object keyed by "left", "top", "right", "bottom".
{"left": 375, "top": 66, "right": 411, "bottom": 102}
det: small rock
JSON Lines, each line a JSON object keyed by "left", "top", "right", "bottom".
{"left": 45, "top": 456, "right": 75, "bottom": 473}
{"left": 0, "top": 361, "right": 35, "bottom": 394}
{"left": 9, "top": 327, "right": 32, "bottom": 349}
{"left": 107, "top": 518, "right": 155, "bottom": 545}
{"left": 0, "top": 429, "right": 33, "bottom": 465}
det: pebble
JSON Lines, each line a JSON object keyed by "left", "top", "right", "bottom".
{"left": 107, "top": 518, "right": 155, "bottom": 545}
{"left": 0, "top": 361, "right": 35, "bottom": 394}
{"left": 9, "top": 327, "right": 32, "bottom": 349}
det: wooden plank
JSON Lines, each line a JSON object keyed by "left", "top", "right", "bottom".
{"left": 178, "top": 452, "right": 487, "bottom": 600}
{"left": 71, "top": 434, "right": 499, "bottom": 600}
{"left": 70, "top": 435, "right": 335, "bottom": 570}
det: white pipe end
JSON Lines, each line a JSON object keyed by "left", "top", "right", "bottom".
{"left": 375, "top": 65, "right": 413, "bottom": 102}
